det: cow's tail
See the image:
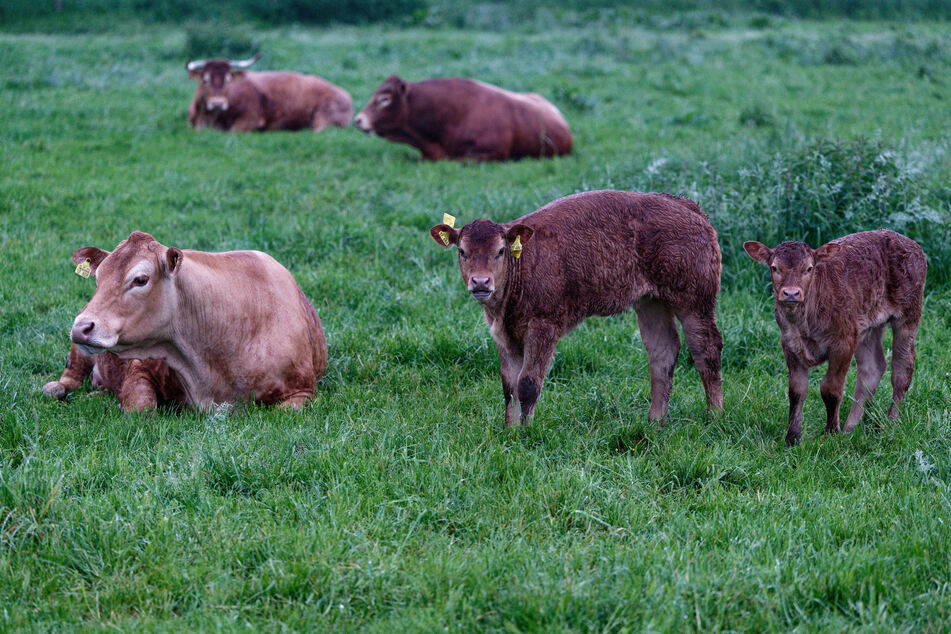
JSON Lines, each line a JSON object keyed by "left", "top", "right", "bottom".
{"left": 299, "top": 287, "right": 328, "bottom": 380}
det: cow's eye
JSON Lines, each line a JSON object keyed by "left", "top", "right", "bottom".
{"left": 806, "top": 265, "right": 813, "bottom": 273}
{"left": 458, "top": 249, "right": 466, "bottom": 259}
{"left": 132, "top": 275, "right": 149, "bottom": 287}
{"left": 770, "top": 265, "right": 778, "bottom": 273}
{"left": 225, "top": 74, "right": 232, "bottom": 83}
{"left": 496, "top": 248, "right": 504, "bottom": 258}
{"left": 377, "top": 96, "right": 391, "bottom": 107}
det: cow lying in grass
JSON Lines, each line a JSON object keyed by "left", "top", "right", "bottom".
{"left": 431, "top": 190, "right": 724, "bottom": 426}
{"left": 744, "top": 230, "right": 926, "bottom": 445}
{"left": 68, "top": 232, "right": 327, "bottom": 409}
{"left": 43, "top": 342, "right": 184, "bottom": 411}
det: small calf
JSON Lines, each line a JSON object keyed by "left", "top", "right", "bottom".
{"left": 43, "top": 343, "right": 184, "bottom": 411}
{"left": 744, "top": 230, "right": 926, "bottom": 445}
{"left": 430, "top": 190, "right": 724, "bottom": 426}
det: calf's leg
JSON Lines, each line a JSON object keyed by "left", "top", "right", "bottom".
{"left": 843, "top": 326, "right": 886, "bottom": 433}
{"left": 497, "top": 343, "right": 523, "bottom": 427}
{"left": 820, "top": 348, "right": 854, "bottom": 435}
{"left": 516, "top": 323, "right": 558, "bottom": 426}
{"left": 635, "top": 299, "right": 681, "bottom": 423}
{"left": 677, "top": 309, "right": 724, "bottom": 412}
{"left": 784, "top": 349, "right": 809, "bottom": 446}
{"left": 888, "top": 316, "right": 920, "bottom": 419}
{"left": 43, "top": 344, "right": 95, "bottom": 400}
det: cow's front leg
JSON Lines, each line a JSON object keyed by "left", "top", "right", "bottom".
{"left": 497, "top": 344, "right": 523, "bottom": 427}
{"left": 43, "top": 344, "right": 95, "bottom": 400}
{"left": 784, "top": 351, "right": 809, "bottom": 446}
{"left": 516, "top": 322, "right": 558, "bottom": 426}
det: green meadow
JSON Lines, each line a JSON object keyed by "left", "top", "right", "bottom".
{"left": 2, "top": 9, "right": 951, "bottom": 630}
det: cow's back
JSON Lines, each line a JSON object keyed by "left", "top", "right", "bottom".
{"left": 509, "top": 190, "right": 719, "bottom": 321}
{"left": 247, "top": 71, "right": 352, "bottom": 129}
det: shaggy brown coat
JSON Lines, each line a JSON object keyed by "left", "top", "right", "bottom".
{"left": 354, "top": 75, "right": 572, "bottom": 161}
{"left": 43, "top": 343, "right": 185, "bottom": 411}
{"left": 69, "top": 232, "right": 327, "bottom": 409}
{"left": 744, "top": 229, "right": 926, "bottom": 445}
{"left": 430, "top": 190, "right": 723, "bottom": 426}
{"left": 187, "top": 60, "right": 352, "bottom": 132}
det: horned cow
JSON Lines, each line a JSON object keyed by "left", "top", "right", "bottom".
{"left": 186, "top": 54, "right": 353, "bottom": 132}
{"left": 744, "top": 230, "right": 926, "bottom": 445}
{"left": 430, "top": 190, "right": 724, "bottom": 427}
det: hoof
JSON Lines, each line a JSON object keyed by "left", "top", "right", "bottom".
{"left": 42, "top": 381, "right": 67, "bottom": 400}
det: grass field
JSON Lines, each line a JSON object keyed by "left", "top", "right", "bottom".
{"left": 2, "top": 12, "right": 951, "bottom": 630}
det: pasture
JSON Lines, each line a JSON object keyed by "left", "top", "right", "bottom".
{"left": 2, "top": 10, "right": 951, "bottom": 630}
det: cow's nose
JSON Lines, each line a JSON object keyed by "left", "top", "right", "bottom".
{"left": 71, "top": 320, "right": 95, "bottom": 342}
{"left": 353, "top": 114, "right": 369, "bottom": 131}
{"left": 471, "top": 277, "right": 491, "bottom": 289}
{"left": 781, "top": 288, "right": 802, "bottom": 302}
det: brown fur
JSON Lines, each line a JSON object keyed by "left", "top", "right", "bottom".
{"left": 187, "top": 60, "right": 352, "bottom": 132}
{"left": 430, "top": 190, "right": 724, "bottom": 426}
{"left": 69, "top": 232, "right": 327, "bottom": 410}
{"left": 744, "top": 229, "right": 926, "bottom": 445}
{"left": 43, "top": 344, "right": 185, "bottom": 412}
{"left": 355, "top": 75, "right": 572, "bottom": 161}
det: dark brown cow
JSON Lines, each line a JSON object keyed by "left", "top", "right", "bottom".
{"left": 354, "top": 75, "right": 572, "bottom": 161}
{"left": 187, "top": 54, "right": 353, "bottom": 132}
{"left": 68, "top": 232, "right": 327, "bottom": 410}
{"left": 430, "top": 190, "right": 723, "bottom": 426}
{"left": 744, "top": 230, "right": 926, "bottom": 445}
{"left": 43, "top": 343, "right": 184, "bottom": 411}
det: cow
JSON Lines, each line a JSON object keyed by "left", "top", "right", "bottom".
{"left": 186, "top": 54, "right": 353, "bottom": 132}
{"left": 354, "top": 75, "right": 572, "bottom": 161}
{"left": 743, "top": 230, "right": 926, "bottom": 446}
{"left": 68, "top": 231, "right": 328, "bottom": 409}
{"left": 43, "top": 343, "right": 184, "bottom": 411}
{"left": 429, "top": 190, "right": 724, "bottom": 427}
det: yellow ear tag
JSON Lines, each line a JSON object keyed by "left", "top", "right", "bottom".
{"left": 443, "top": 213, "right": 456, "bottom": 228}
{"left": 511, "top": 235, "right": 523, "bottom": 259}
{"left": 75, "top": 258, "right": 92, "bottom": 278}
{"left": 438, "top": 230, "right": 450, "bottom": 246}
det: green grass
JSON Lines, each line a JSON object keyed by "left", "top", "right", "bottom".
{"left": 2, "top": 13, "right": 951, "bottom": 631}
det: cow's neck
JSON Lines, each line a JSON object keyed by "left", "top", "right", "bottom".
{"left": 482, "top": 255, "right": 524, "bottom": 335}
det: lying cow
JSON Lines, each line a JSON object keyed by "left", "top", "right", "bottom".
{"left": 43, "top": 342, "right": 184, "bottom": 411}
{"left": 354, "top": 75, "right": 572, "bottom": 161}
{"left": 187, "top": 54, "right": 353, "bottom": 132}
{"left": 430, "top": 190, "right": 724, "bottom": 426}
{"left": 744, "top": 230, "right": 926, "bottom": 445}
{"left": 69, "top": 231, "right": 328, "bottom": 409}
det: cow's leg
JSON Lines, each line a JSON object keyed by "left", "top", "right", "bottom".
{"left": 677, "top": 308, "right": 724, "bottom": 412}
{"left": 43, "top": 343, "right": 95, "bottom": 400}
{"left": 229, "top": 114, "right": 266, "bottom": 132}
{"left": 117, "top": 362, "right": 160, "bottom": 412}
{"left": 820, "top": 346, "right": 854, "bottom": 435}
{"left": 783, "top": 349, "right": 809, "bottom": 446}
{"left": 888, "top": 316, "right": 920, "bottom": 419}
{"left": 635, "top": 299, "right": 681, "bottom": 424}
{"left": 497, "top": 343, "right": 523, "bottom": 427}
{"left": 516, "top": 322, "right": 558, "bottom": 426}
{"left": 843, "top": 325, "right": 887, "bottom": 433}
{"left": 277, "top": 393, "right": 313, "bottom": 409}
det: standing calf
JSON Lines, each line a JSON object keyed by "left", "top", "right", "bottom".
{"left": 744, "top": 230, "right": 926, "bottom": 445}
{"left": 430, "top": 190, "right": 724, "bottom": 426}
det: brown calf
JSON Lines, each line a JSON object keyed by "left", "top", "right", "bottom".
{"left": 430, "top": 190, "right": 724, "bottom": 426}
{"left": 354, "top": 75, "right": 572, "bottom": 161}
{"left": 43, "top": 343, "right": 184, "bottom": 411}
{"left": 744, "top": 230, "right": 926, "bottom": 445}
{"left": 187, "top": 55, "right": 353, "bottom": 132}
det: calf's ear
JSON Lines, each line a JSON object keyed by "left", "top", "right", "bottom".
{"left": 165, "top": 247, "right": 184, "bottom": 275}
{"left": 430, "top": 224, "right": 458, "bottom": 248}
{"left": 506, "top": 224, "right": 534, "bottom": 246}
{"left": 743, "top": 241, "right": 771, "bottom": 264}
{"left": 71, "top": 247, "right": 109, "bottom": 276}
{"left": 814, "top": 243, "right": 841, "bottom": 262}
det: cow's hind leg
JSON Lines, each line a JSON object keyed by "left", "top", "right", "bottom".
{"left": 635, "top": 299, "right": 681, "bottom": 423}
{"left": 888, "top": 315, "right": 920, "bottom": 419}
{"left": 843, "top": 325, "right": 886, "bottom": 433}
{"left": 820, "top": 346, "right": 855, "bottom": 435}
{"left": 677, "top": 309, "right": 724, "bottom": 413}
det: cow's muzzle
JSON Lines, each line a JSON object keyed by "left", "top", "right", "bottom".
{"left": 353, "top": 113, "right": 373, "bottom": 134}
{"left": 468, "top": 277, "right": 494, "bottom": 302}
{"left": 71, "top": 319, "right": 114, "bottom": 354}
{"left": 206, "top": 97, "right": 229, "bottom": 112}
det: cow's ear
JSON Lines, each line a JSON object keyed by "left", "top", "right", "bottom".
{"left": 72, "top": 247, "right": 109, "bottom": 276}
{"left": 814, "top": 243, "right": 841, "bottom": 262}
{"left": 165, "top": 247, "right": 183, "bottom": 275}
{"left": 393, "top": 76, "right": 407, "bottom": 95}
{"left": 743, "top": 241, "right": 771, "bottom": 264}
{"left": 506, "top": 224, "right": 534, "bottom": 246}
{"left": 231, "top": 70, "right": 246, "bottom": 80}
{"left": 187, "top": 66, "right": 202, "bottom": 80}
{"left": 429, "top": 224, "right": 458, "bottom": 248}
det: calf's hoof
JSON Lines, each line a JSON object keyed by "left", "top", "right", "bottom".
{"left": 785, "top": 432, "right": 801, "bottom": 447}
{"left": 42, "top": 381, "right": 67, "bottom": 400}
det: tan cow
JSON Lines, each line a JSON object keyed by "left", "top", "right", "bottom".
{"left": 187, "top": 55, "right": 353, "bottom": 132}
{"left": 69, "top": 232, "right": 327, "bottom": 409}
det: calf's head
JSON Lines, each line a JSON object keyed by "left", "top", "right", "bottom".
{"left": 186, "top": 54, "right": 260, "bottom": 112}
{"left": 744, "top": 240, "right": 840, "bottom": 306}
{"left": 430, "top": 219, "right": 533, "bottom": 303}
{"left": 70, "top": 232, "right": 183, "bottom": 354}
{"left": 354, "top": 74, "right": 408, "bottom": 134}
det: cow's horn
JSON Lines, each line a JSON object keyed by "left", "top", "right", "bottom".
{"left": 186, "top": 59, "right": 207, "bottom": 71}
{"left": 229, "top": 53, "right": 261, "bottom": 69}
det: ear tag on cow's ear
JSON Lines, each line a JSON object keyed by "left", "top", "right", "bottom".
{"left": 439, "top": 213, "right": 456, "bottom": 246}
{"left": 511, "top": 235, "right": 523, "bottom": 259}
{"left": 75, "top": 258, "right": 92, "bottom": 278}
